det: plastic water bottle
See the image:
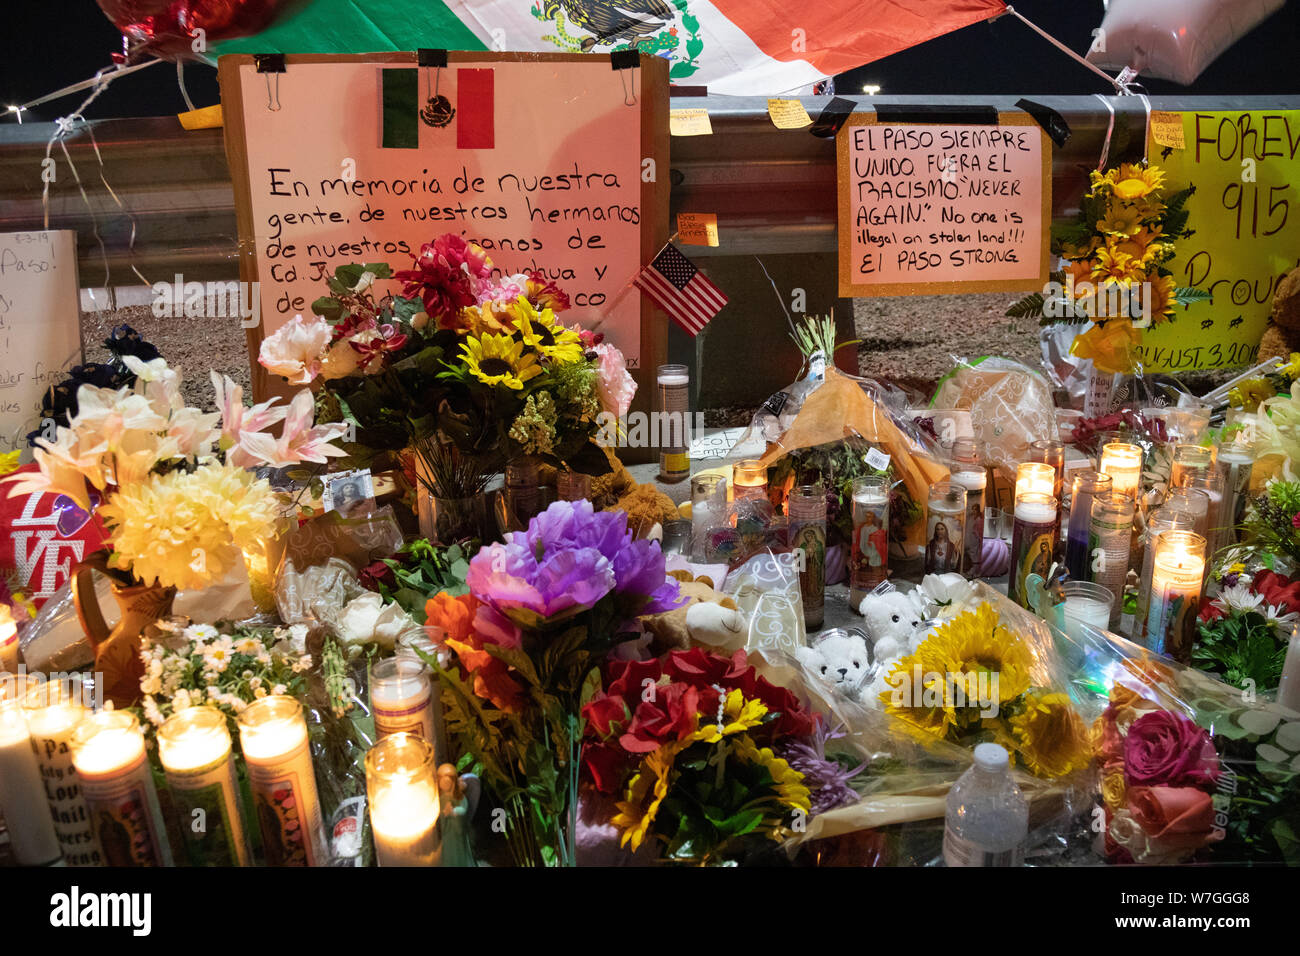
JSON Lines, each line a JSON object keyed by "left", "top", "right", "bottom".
{"left": 942, "top": 743, "right": 1028, "bottom": 867}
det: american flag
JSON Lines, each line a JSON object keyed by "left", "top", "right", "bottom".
{"left": 633, "top": 244, "right": 728, "bottom": 336}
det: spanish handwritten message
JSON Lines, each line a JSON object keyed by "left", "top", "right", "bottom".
{"left": 838, "top": 120, "right": 1047, "bottom": 294}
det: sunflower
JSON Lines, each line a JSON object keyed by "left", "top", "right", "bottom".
{"left": 690, "top": 689, "right": 768, "bottom": 744}
{"left": 1280, "top": 352, "right": 1300, "bottom": 381}
{"left": 1111, "top": 163, "right": 1166, "bottom": 201}
{"left": 731, "top": 734, "right": 811, "bottom": 816}
{"left": 1091, "top": 246, "right": 1145, "bottom": 286}
{"left": 1097, "top": 204, "right": 1142, "bottom": 237}
{"left": 1060, "top": 236, "right": 1102, "bottom": 261}
{"left": 1008, "top": 692, "right": 1091, "bottom": 779}
{"left": 612, "top": 740, "right": 685, "bottom": 852}
{"left": 459, "top": 332, "right": 543, "bottom": 390}
{"left": 1228, "top": 378, "right": 1276, "bottom": 413}
{"left": 913, "top": 603, "right": 1033, "bottom": 703}
{"left": 508, "top": 297, "right": 584, "bottom": 364}
{"left": 1141, "top": 272, "right": 1177, "bottom": 323}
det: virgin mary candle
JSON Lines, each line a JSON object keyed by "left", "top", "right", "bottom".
{"left": 158, "top": 705, "right": 251, "bottom": 866}
{"left": 0, "top": 701, "right": 61, "bottom": 864}
{"left": 1146, "top": 530, "right": 1206, "bottom": 662}
{"left": 1009, "top": 492, "right": 1057, "bottom": 608}
{"left": 237, "top": 696, "right": 327, "bottom": 867}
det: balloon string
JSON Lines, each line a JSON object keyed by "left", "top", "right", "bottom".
{"left": 1094, "top": 94, "right": 1117, "bottom": 172}
{"left": 177, "top": 60, "right": 197, "bottom": 112}
{"left": 1136, "top": 92, "right": 1153, "bottom": 163}
{"left": 1002, "top": 6, "right": 1126, "bottom": 93}
{"left": 81, "top": 118, "right": 151, "bottom": 289}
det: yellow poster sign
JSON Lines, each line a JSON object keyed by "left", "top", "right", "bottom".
{"left": 1136, "top": 111, "right": 1300, "bottom": 373}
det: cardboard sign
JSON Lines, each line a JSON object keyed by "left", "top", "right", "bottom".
{"left": 837, "top": 113, "right": 1050, "bottom": 295}
{"left": 0, "top": 231, "right": 82, "bottom": 462}
{"left": 1136, "top": 110, "right": 1300, "bottom": 373}
{"left": 219, "top": 53, "right": 669, "bottom": 403}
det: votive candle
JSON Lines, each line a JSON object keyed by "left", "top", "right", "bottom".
{"left": 925, "top": 482, "right": 967, "bottom": 577}
{"left": 71, "top": 710, "right": 172, "bottom": 866}
{"left": 690, "top": 472, "right": 728, "bottom": 562}
{"left": 1060, "top": 580, "right": 1114, "bottom": 639}
{"left": 0, "top": 700, "right": 61, "bottom": 865}
{"left": 1009, "top": 491, "right": 1057, "bottom": 608}
{"left": 849, "top": 475, "right": 890, "bottom": 606}
{"left": 371, "top": 657, "right": 435, "bottom": 742}
{"left": 158, "top": 705, "right": 251, "bottom": 866}
{"left": 555, "top": 469, "right": 591, "bottom": 502}
{"left": 1065, "top": 471, "right": 1112, "bottom": 581}
{"left": 22, "top": 677, "right": 100, "bottom": 866}
{"left": 1170, "top": 443, "right": 1216, "bottom": 489}
{"left": 1028, "top": 439, "right": 1066, "bottom": 507}
{"left": 732, "top": 459, "right": 768, "bottom": 501}
{"left": 1015, "top": 461, "right": 1056, "bottom": 501}
{"left": 1146, "top": 530, "right": 1206, "bottom": 662}
{"left": 1088, "top": 493, "right": 1134, "bottom": 631}
{"left": 949, "top": 439, "right": 985, "bottom": 578}
{"left": 366, "top": 732, "right": 440, "bottom": 867}
{"left": 237, "top": 696, "right": 327, "bottom": 867}
{"left": 788, "top": 483, "right": 827, "bottom": 630}
{"left": 1099, "top": 442, "right": 1143, "bottom": 500}
{"left": 1175, "top": 468, "right": 1225, "bottom": 563}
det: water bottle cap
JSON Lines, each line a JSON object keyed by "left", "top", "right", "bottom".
{"left": 974, "top": 743, "right": 1010, "bottom": 772}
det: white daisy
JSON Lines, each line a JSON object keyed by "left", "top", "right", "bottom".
{"left": 202, "top": 638, "right": 235, "bottom": 674}
{"left": 1212, "top": 584, "right": 1265, "bottom": 615}
{"left": 186, "top": 624, "right": 221, "bottom": 643}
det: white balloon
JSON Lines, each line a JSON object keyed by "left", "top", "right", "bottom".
{"left": 1086, "top": 0, "right": 1284, "bottom": 85}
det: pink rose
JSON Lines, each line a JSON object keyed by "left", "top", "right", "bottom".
{"left": 258, "top": 314, "right": 332, "bottom": 384}
{"left": 592, "top": 342, "right": 636, "bottom": 419}
{"left": 1123, "top": 711, "right": 1219, "bottom": 788}
{"left": 1127, "top": 786, "right": 1223, "bottom": 856}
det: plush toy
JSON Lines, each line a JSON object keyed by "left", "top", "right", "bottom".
{"left": 858, "top": 588, "right": 927, "bottom": 661}
{"left": 640, "top": 576, "right": 747, "bottom": 653}
{"left": 795, "top": 629, "right": 873, "bottom": 703}
{"left": 1257, "top": 266, "right": 1300, "bottom": 362}
{"left": 538, "top": 447, "right": 678, "bottom": 539}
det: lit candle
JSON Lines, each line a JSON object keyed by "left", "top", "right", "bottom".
{"left": 690, "top": 473, "right": 728, "bottom": 563}
{"left": 158, "top": 705, "right": 251, "bottom": 866}
{"left": 732, "top": 459, "right": 768, "bottom": 501}
{"left": 236, "top": 696, "right": 327, "bottom": 867}
{"left": 849, "top": 475, "right": 890, "bottom": 606}
{"left": 948, "top": 438, "right": 985, "bottom": 578}
{"left": 371, "top": 657, "right": 435, "bottom": 742}
{"left": 1278, "top": 626, "right": 1300, "bottom": 712}
{"left": 1015, "top": 461, "right": 1056, "bottom": 500}
{"left": 1009, "top": 491, "right": 1057, "bottom": 608}
{"left": 366, "top": 732, "right": 440, "bottom": 867}
{"left": 1088, "top": 493, "right": 1134, "bottom": 631}
{"left": 0, "top": 700, "right": 61, "bottom": 865}
{"left": 22, "top": 677, "right": 101, "bottom": 866}
{"left": 1169, "top": 443, "right": 1216, "bottom": 489}
{"left": 1028, "top": 439, "right": 1066, "bottom": 507}
{"left": 1146, "top": 530, "right": 1206, "bottom": 662}
{"left": 1099, "top": 442, "right": 1143, "bottom": 500}
{"left": 925, "top": 482, "right": 967, "bottom": 576}
{"left": 1134, "top": 507, "right": 1197, "bottom": 643}
{"left": 71, "top": 710, "right": 172, "bottom": 866}
{"left": 1065, "top": 471, "right": 1112, "bottom": 581}
{"left": 0, "top": 605, "right": 17, "bottom": 674}
{"left": 1060, "top": 580, "right": 1114, "bottom": 638}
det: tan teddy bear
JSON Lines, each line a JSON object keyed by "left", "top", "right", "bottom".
{"left": 640, "top": 573, "right": 748, "bottom": 654}
{"left": 1257, "top": 267, "right": 1300, "bottom": 362}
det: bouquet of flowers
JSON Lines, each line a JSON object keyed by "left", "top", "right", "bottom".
{"left": 1237, "top": 479, "right": 1300, "bottom": 570}
{"left": 581, "top": 647, "right": 819, "bottom": 865}
{"left": 423, "top": 499, "right": 682, "bottom": 866}
{"left": 258, "top": 234, "right": 635, "bottom": 499}
{"left": 357, "top": 538, "right": 470, "bottom": 623}
{"left": 1195, "top": 569, "right": 1299, "bottom": 690}
{"left": 1228, "top": 353, "right": 1300, "bottom": 413}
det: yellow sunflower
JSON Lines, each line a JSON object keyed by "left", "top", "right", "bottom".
{"left": 508, "top": 296, "right": 584, "bottom": 364}
{"left": 612, "top": 740, "right": 684, "bottom": 852}
{"left": 730, "top": 734, "right": 811, "bottom": 816}
{"left": 1110, "top": 163, "right": 1166, "bottom": 201}
{"left": 690, "top": 689, "right": 768, "bottom": 744}
{"left": 459, "top": 331, "right": 543, "bottom": 390}
{"left": 1128, "top": 196, "right": 1167, "bottom": 223}
{"left": 1140, "top": 272, "right": 1177, "bottom": 323}
{"left": 1091, "top": 246, "right": 1145, "bottom": 286}
{"left": 1228, "top": 378, "right": 1276, "bottom": 413}
{"left": 1060, "top": 236, "right": 1102, "bottom": 261}
{"left": 1008, "top": 692, "right": 1091, "bottom": 779}
{"left": 1281, "top": 352, "right": 1300, "bottom": 380}
{"left": 914, "top": 603, "right": 1033, "bottom": 703}
{"left": 1097, "top": 204, "right": 1142, "bottom": 237}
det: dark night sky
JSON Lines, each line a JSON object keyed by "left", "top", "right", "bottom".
{"left": 2, "top": 0, "right": 1297, "bottom": 121}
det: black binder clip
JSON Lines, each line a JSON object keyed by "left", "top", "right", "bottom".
{"left": 611, "top": 50, "right": 639, "bottom": 106}
{"left": 417, "top": 49, "right": 453, "bottom": 128}
{"left": 254, "top": 54, "right": 286, "bottom": 111}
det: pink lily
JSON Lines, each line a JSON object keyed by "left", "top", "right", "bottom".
{"left": 235, "top": 390, "right": 349, "bottom": 468}
{"left": 210, "top": 372, "right": 288, "bottom": 468}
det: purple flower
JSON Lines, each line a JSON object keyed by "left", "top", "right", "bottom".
{"left": 779, "top": 719, "right": 865, "bottom": 817}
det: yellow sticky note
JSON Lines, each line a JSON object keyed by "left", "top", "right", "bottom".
{"left": 677, "top": 212, "right": 719, "bottom": 247}
{"left": 177, "top": 104, "right": 223, "bottom": 130}
{"left": 670, "top": 108, "right": 712, "bottom": 136}
{"left": 767, "top": 98, "right": 812, "bottom": 129}
{"left": 1150, "top": 110, "right": 1185, "bottom": 149}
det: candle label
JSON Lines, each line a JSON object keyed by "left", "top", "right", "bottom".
{"left": 29, "top": 729, "right": 102, "bottom": 866}
{"left": 961, "top": 486, "right": 985, "bottom": 576}
{"left": 374, "top": 693, "right": 435, "bottom": 740}
{"left": 789, "top": 519, "right": 826, "bottom": 624}
{"left": 1146, "top": 587, "right": 1196, "bottom": 660}
{"left": 1089, "top": 515, "right": 1132, "bottom": 627}
{"left": 850, "top": 497, "right": 889, "bottom": 592}
{"left": 1009, "top": 518, "right": 1056, "bottom": 606}
{"left": 247, "top": 738, "right": 324, "bottom": 867}
{"left": 166, "top": 757, "right": 250, "bottom": 867}
{"left": 79, "top": 752, "right": 169, "bottom": 867}
{"left": 925, "top": 510, "right": 964, "bottom": 575}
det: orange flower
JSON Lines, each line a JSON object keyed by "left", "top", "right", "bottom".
{"left": 434, "top": 596, "right": 527, "bottom": 714}
{"left": 425, "top": 590, "right": 475, "bottom": 643}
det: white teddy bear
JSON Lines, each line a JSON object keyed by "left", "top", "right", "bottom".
{"left": 858, "top": 589, "right": 928, "bottom": 661}
{"left": 795, "top": 630, "right": 873, "bottom": 703}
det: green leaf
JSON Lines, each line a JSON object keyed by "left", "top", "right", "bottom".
{"left": 685, "top": 38, "right": 704, "bottom": 59}
{"left": 1005, "top": 292, "right": 1045, "bottom": 319}
{"left": 1173, "top": 287, "right": 1213, "bottom": 306}
{"left": 311, "top": 296, "right": 343, "bottom": 320}
{"left": 669, "top": 62, "right": 699, "bottom": 79}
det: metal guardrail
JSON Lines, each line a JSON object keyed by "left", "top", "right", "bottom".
{"left": 3, "top": 95, "right": 1297, "bottom": 283}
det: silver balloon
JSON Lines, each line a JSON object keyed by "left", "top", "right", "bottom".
{"left": 1086, "top": 0, "right": 1284, "bottom": 85}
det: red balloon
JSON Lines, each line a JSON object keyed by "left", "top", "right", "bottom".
{"left": 96, "top": 0, "right": 294, "bottom": 60}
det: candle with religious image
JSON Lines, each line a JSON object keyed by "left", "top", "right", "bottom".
{"left": 1065, "top": 471, "right": 1112, "bottom": 581}
{"left": 366, "top": 733, "right": 440, "bottom": 867}
{"left": 1134, "top": 507, "right": 1198, "bottom": 643}
{"left": 1146, "top": 530, "right": 1206, "bottom": 662}
{"left": 71, "top": 710, "right": 173, "bottom": 866}
{"left": 0, "top": 700, "right": 62, "bottom": 865}
{"left": 948, "top": 439, "right": 985, "bottom": 578}
{"left": 1009, "top": 491, "right": 1057, "bottom": 608}
{"left": 236, "top": 696, "right": 327, "bottom": 867}
{"left": 1088, "top": 493, "right": 1134, "bottom": 631}
{"left": 788, "top": 483, "right": 827, "bottom": 630}
{"left": 849, "top": 475, "right": 890, "bottom": 606}
{"left": 371, "top": 657, "right": 435, "bottom": 741}
{"left": 22, "top": 676, "right": 101, "bottom": 866}
{"left": 1099, "top": 442, "right": 1143, "bottom": 500}
{"left": 158, "top": 706, "right": 251, "bottom": 867}
{"left": 925, "top": 482, "right": 967, "bottom": 577}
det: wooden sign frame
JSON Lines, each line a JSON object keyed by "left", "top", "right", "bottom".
{"left": 836, "top": 111, "right": 1052, "bottom": 296}
{"left": 218, "top": 51, "right": 669, "bottom": 462}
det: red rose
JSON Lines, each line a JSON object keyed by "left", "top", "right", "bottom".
{"left": 619, "top": 682, "right": 701, "bottom": 754}
{"left": 582, "top": 742, "right": 628, "bottom": 794}
{"left": 359, "top": 559, "right": 396, "bottom": 592}
{"left": 1123, "top": 711, "right": 1219, "bottom": 788}
{"left": 583, "top": 694, "right": 630, "bottom": 740}
{"left": 604, "top": 657, "right": 665, "bottom": 701}
{"left": 1253, "top": 570, "right": 1300, "bottom": 613}
{"left": 1197, "top": 596, "right": 1225, "bottom": 623}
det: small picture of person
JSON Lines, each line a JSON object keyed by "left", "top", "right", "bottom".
{"left": 328, "top": 474, "right": 373, "bottom": 517}
{"left": 926, "top": 519, "right": 958, "bottom": 573}
{"left": 965, "top": 501, "right": 984, "bottom": 565}
{"left": 857, "top": 510, "right": 887, "bottom": 569}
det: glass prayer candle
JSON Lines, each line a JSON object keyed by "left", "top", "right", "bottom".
{"left": 1009, "top": 491, "right": 1057, "bottom": 608}
{"left": 788, "top": 484, "right": 827, "bottom": 630}
{"left": 925, "top": 482, "right": 967, "bottom": 577}
{"left": 1028, "top": 439, "right": 1066, "bottom": 507}
{"left": 1015, "top": 461, "right": 1056, "bottom": 501}
{"left": 0, "top": 700, "right": 61, "bottom": 865}
{"left": 366, "top": 732, "right": 440, "bottom": 867}
{"left": 1099, "top": 442, "right": 1143, "bottom": 500}
{"left": 732, "top": 459, "right": 768, "bottom": 501}
{"left": 1169, "top": 443, "right": 1216, "bottom": 489}
{"left": 948, "top": 439, "right": 986, "bottom": 578}
{"left": 396, "top": 635, "right": 450, "bottom": 768}
{"left": 1134, "top": 507, "right": 1198, "bottom": 643}
{"left": 158, "top": 705, "right": 251, "bottom": 867}
{"left": 690, "top": 472, "right": 728, "bottom": 561}
{"left": 1278, "top": 626, "right": 1300, "bottom": 712}
{"left": 371, "top": 657, "right": 435, "bottom": 742}
{"left": 1217, "top": 443, "right": 1255, "bottom": 549}
{"left": 657, "top": 364, "right": 690, "bottom": 482}
{"left": 1065, "top": 471, "right": 1112, "bottom": 581}
{"left": 237, "top": 696, "right": 327, "bottom": 867}
{"left": 1175, "top": 468, "right": 1225, "bottom": 562}
{"left": 849, "top": 475, "right": 890, "bottom": 605}
{"left": 1060, "top": 580, "right": 1114, "bottom": 639}
{"left": 1145, "top": 530, "right": 1206, "bottom": 662}
{"left": 22, "top": 677, "right": 101, "bottom": 866}
{"left": 1088, "top": 493, "right": 1134, "bottom": 631}
{"left": 71, "top": 710, "right": 172, "bottom": 866}
{"left": 0, "top": 605, "right": 17, "bottom": 673}
{"left": 555, "top": 469, "right": 591, "bottom": 502}
{"left": 504, "top": 458, "right": 547, "bottom": 530}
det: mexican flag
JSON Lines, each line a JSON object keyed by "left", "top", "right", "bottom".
{"left": 216, "top": 0, "right": 1007, "bottom": 94}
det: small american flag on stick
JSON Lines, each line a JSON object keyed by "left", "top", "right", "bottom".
{"left": 633, "top": 243, "right": 728, "bottom": 336}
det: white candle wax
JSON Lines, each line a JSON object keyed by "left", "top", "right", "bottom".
{"left": 158, "top": 709, "right": 251, "bottom": 866}
{"left": 371, "top": 778, "right": 440, "bottom": 867}
{"left": 1063, "top": 595, "right": 1112, "bottom": 631}
{"left": 0, "top": 704, "right": 61, "bottom": 864}
{"left": 371, "top": 660, "right": 435, "bottom": 741}
{"left": 72, "top": 715, "right": 172, "bottom": 866}
{"left": 24, "top": 696, "right": 100, "bottom": 866}
{"left": 1015, "top": 500, "right": 1056, "bottom": 524}
{"left": 1279, "top": 627, "right": 1300, "bottom": 712}
{"left": 238, "top": 699, "right": 326, "bottom": 867}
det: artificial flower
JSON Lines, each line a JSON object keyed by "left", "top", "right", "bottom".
{"left": 257, "top": 314, "right": 332, "bottom": 384}
{"left": 1, "top": 427, "right": 101, "bottom": 509}
{"left": 1071, "top": 320, "right": 1141, "bottom": 375}
{"left": 1090, "top": 247, "right": 1144, "bottom": 286}
{"left": 122, "top": 355, "right": 184, "bottom": 417}
{"left": 394, "top": 236, "right": 493, "bottom": 328}
{"left": 348, "top": 323, "right": 409, "bottom": 372}
{"left": 211, "top": 371, "right": 288, "bottom": 468}
{"left": 591, "top": 341, "right": 636, "bottom": 419}
{"left": 460, "top": 332, "right": 543, "bottom": 390}
{"left": 1097, "top": 204, "right": 1142, "bottom": 237}
{"left": 509, "top": 298, "right": 584, "bottom": 364}
{"left": 1122, "top": 711, "right": 1220, "bottom": 789}
{"left": 1110, "top": 163, "right": 1166, "bottom": 201}
{"left": 1008, "top": 691, "right": 1091, "bottom": 779}
{"left": 235, "top": 389, "right": 348, "bottom": 468}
